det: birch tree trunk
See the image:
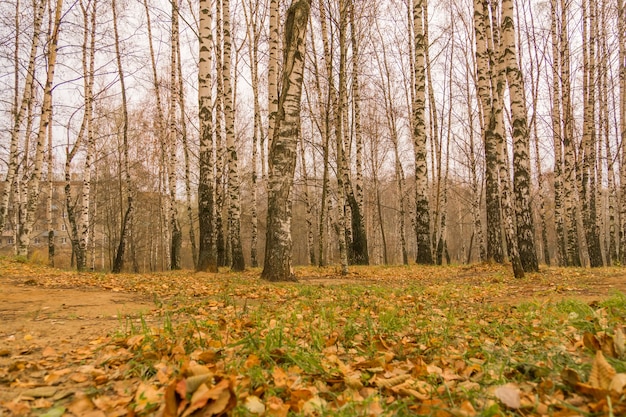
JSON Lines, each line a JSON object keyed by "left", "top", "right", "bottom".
{"left": 215, "top": 0, "right": 226, "bottom": 267}
{"left": 473, "top": 0, "right": 503, "bottom": 264}
{"left": 619, "top": 0, "right": 626, "bottom": 264}
{"left": 412, "top": 0, "right": 433, "bottom": 265}
{"left": 222, "top": 0, "right": 245, "bottom": 271}
{"left": 79, "top": 0, "right": 96, "bottom": 272}
{"left": 501, "top": 0, "right": 538, "bottom": 272}
{"left": 598, "top": 1, "right": 617, "bottom": 264}
{"left": 1, "top": 0, "right": 44, "bottom": 236}
{"left": 374, "top": 20, "right": 408, "bottom": 265}
{"left": 111, "top": 0, "right": 134, "bottom": 273}
{"left": 47, "top": 112, "right": 54, "bottom": 266}
{"left": 560, "top": 0, "right": 582, "bottom": 267}
{"left": 177, "top": 28, "right": 197, "bottom": 269}
{"left": 244, "top": 0, "right": 261, "bottom": 267}
{"left": 318, "top": 0, "right": 348, "bottom": 272}
{"left": 580, "top": 0, "right": 603, "bottom": 267}
{"left": 197, "top": 0, "right": 218, "bottom": 273}
{"left": 261, "top": 0, "right": 310, "bottom": 282}
{"left": 349, "top": 0, "right": 364, "bottom": 227}
{"left": 168, "top": 0, "right": 182, "bottom": 270}
{"left": 550, "top": 0, "right": 567, "bottom": 265}
{"left": 18, "top": 0, "right": 62, "bottom": 257}
{"left": 491, "top": 3, "right": 524, "bottom": 278}
{"left": 267, "top": 0, "right": 279, "bottom": 181}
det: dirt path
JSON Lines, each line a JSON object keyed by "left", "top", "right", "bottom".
{"left": 0, "top": 279, "right": 154, "bottom": 347}
{"left": 0, "top": 277, "right": 155, "bottom": 405}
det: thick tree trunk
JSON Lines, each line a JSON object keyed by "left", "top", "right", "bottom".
{"left": 412, "top": 0, "right": 433, "bottom": 265}
{"left": 501, "top": 0, "right": 538, "bottom": 272}
{"left": 473, "top": 0, "right": 503, "bottom": 264}
{"left": 197, "top": 0, "right": 218, "bottom": 273}
{"left": 261, "top": 0, "right": 310, "bottom": 282}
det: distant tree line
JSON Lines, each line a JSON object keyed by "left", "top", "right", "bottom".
{"left": 0, "top": 0, "right": 624, "bottom": 279}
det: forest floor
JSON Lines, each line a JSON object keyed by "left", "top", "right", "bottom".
{"left": 1, "top": 257, "right": 626, "bottom": 416}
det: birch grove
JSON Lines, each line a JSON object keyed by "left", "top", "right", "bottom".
{"left": 0, "top": 0, "right": 624, "bottom": 275}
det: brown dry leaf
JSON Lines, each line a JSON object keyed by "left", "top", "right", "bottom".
{"left": 560, "top": 368, "right": 581, "bottom": 388}
{"left": 598, "top": 332, "right": 618, "bottom": 358}
{"left": 244, "top": 354, "right": 260, "bottom": 369}
{"left": 243, "top": 395, "right": 265, "bottom": 415}
{"left": 301, "top": 396, "right": 327, "bottom": 416}
{"left": 134, "top": 382, "right": 162, "bottom": 413}
{"left": 609, "top": 373, "right": 626, "bottom": 393}
{"left": 41, "top": 346, "right": 57, "bottom": 357}
{"left": 494, "top": 383, "right": 521, "bottom": 409}
{"left": 67, "top": 392, "right": 96, "bottom": 415}
{"left": 583, "top": 332, "right": 601, "bottom": 351}
{"left": 588, "top": 350, "right": 616, "bottom": 389}
{"left": 2, "top": 401, "right": 31, "bottom": 416}
{"left": 265, "top": 395, "right": 290, "bottom": 417}
{"left": 273, "top": 366, "right": 289, "bottom": 388}
{"left": 162, "top": 380, "right": 179, "bottom": 417}
{"left": 185, "top": 373, "right": 212, "bottom": 394}
{"left": 195, "top": 379, "right": 236, "bottom": 416}
{"left": 614, "top": 327, "right": 625, "bottom": 358}
{"left": 374, "top": 373, "right": 411, "bottom": 388}
{"left": 450, "top": 400, "right": 477, "bottom": 417}
{"left": 411, "top": 399, "right": 453, "bottom": 417}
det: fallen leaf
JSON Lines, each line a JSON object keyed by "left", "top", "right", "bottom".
{"left": 2, "top": 401, "right": 31, "bottom": 416}
{"left": 614, "top": 327, "right": 625, "bottom": 359}
{"left": 494, "top": 384, "right": 521, "bottom": 409}
{"left": 265, "top": 396, "right": 290, "bottom": 417}
{"left": 38, "top": 406, "right": 66, "bottom": 417}
{"left": 302, "top": 396, "right": 327, "bottom": 416}
{"left": 42, "top": 346, "right": 57, "bottom": 357}
{"left": 588, "top": 350, "right": 616, "bottom": 389}
{"left": 609, "top": 373, "right": 626, "bottom": 393}
{"left": 22, "top": 386, "right": 58, "bottom": 398}
{"left": 133, "top": 382, "right": 162, "bottom": 413}
{"left": 243, "top": 395, "right": 265, "bottom": 415}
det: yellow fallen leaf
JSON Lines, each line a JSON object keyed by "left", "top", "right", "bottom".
{"left": 588, "top": 350, "right": 616, "bottom": 389}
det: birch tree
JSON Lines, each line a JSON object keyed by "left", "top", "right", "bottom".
{"left": 18, "top": 0, "right": 63, "bottom": 257}
{"left": 1, "top": 0, "right": 44, "bottom": 237}
{"left": 501, "top": 0, "right": 538, "bottom": 272}
{"left": 473, "top": 0, "right": 503, "bottom": 264}
{"left": 111, "top": 0, "right": 133, "bottom": 273}
{"left": 412, "top": 0, "right": 433, "bottom": 264}
{"left": 197, "top": 0, "right": 218, "bottom": 273}
{"left": 168, "top": 0, "right": 182, "bottom": 270}
{"left": 618, "top": 0, "right": 626, "bottom": 265}
{"left": 222, "top": 0, "right": 245, "bottom": 271}
{"left": 262, "top": 0, "right": 310, "bottom": 282}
